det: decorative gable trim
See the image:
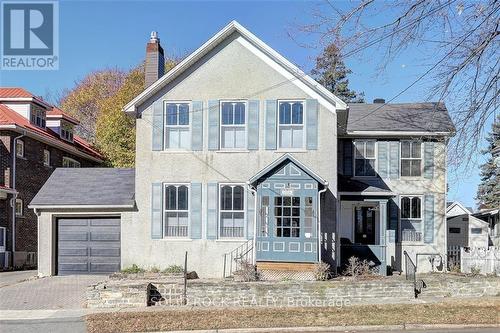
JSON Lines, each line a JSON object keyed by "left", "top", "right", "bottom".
{"left": 123, "top": 21, "right": 346, "bottom": 115}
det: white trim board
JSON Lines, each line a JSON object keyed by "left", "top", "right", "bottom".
{"left": 123, "top": 21, "right": 346, "bottom": 114}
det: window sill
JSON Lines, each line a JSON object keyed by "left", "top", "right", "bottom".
{"left": 215, "top": 150, "right": 250, "bottom": 153}
{"left": 274, "top": 149, "right": 308, "bottom": 153}
{"left": 400, "top": 241, "right": 424, "bottom": 245}
{"left": 161, "top": 238, "right": 193, "bottom": 242}
{"left": 215, "top": 238, "right": 247, "bottom": 242}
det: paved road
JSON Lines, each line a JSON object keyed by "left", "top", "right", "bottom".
{"left": 347, "top": 329, "right": 499, "bottom": 333}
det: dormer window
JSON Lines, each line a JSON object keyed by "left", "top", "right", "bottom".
{"left": 60, "top": 121, "right": 74, "bottom": 142}
{"left": 31, "top": 107, "right": 46, "bottom": 128}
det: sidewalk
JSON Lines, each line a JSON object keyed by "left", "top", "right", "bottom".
{"left": 0, "top": 270, "right": 37, "bottom": 288}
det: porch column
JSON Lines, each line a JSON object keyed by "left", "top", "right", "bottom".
{"left": 379, "top": 200, "right": 387, "bottom": 276}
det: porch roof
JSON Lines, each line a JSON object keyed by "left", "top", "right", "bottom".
{"left": 338, "top": 175, "right": 394, "bottom": 196}
{"left": 248, "top": 153, "right": 328, "bottom": 186}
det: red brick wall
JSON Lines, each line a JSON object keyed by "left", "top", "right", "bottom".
{"left": 0, "top": 130, "right": 101, "bottom": 256}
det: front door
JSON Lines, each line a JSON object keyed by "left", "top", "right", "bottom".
{"left": 354, "top": 207, "right": 375, "bottom": 245}
{"left": 256, "top": 189, "right": 318, "bottom": 262}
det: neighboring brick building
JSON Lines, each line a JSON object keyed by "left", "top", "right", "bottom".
{"left": 0, "top": 88, "right": 103, "bottom": 268}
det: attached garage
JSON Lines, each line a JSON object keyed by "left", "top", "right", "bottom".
{"left": 57, "top": 217, "right": 121, "bottom": 275}
{"left": 30, "top": 168, "right": 135, "bottom": 277}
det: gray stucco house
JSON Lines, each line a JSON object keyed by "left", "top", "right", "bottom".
{"left": 32, "top": 21, "right": 455, "bottom": 278}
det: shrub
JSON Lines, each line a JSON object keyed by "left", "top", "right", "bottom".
{"left": 470, "top": 265, "right": 481, "bottom": 276}
{"left": 314, "top": 261, "right": 331, "bottom": 281}
{"left": 233, "top": 261, "right": 258, "bottom": 282}
{"left": 150, "top": 266, "right": 160, "bottom": 273}
{"left": 121, "top": 264, "right": 145, "bottom": 274}
{"left": 343, "top": 256, "right": 374, "bottom": 279}
{"left": 163, "top": 265, "right": 184, "bottom": 274}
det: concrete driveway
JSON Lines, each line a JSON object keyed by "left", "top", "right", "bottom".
{"left": 0, "top": 273, "right": 106, "bottom": 310}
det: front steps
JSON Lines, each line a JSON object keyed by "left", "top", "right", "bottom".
{"left": 256, "top": 261, "right": 317, "bottom": 280}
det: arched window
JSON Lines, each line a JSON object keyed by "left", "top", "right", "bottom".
{"left": 164, "top": 184, "right": 189, "bottom": 237}
{"left": 219, "top": 184, "right": 245, "bottom": 238}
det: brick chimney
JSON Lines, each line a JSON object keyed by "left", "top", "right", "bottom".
{"left": 145, "top": 31, "right": 165, "bottom": 88}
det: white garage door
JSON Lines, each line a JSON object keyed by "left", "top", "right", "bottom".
{"left": 57, "top": 217, "right": 121, "bottom": 275}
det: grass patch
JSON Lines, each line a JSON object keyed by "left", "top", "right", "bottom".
{"left": 86, "top": 298, "right": 499, "bottom": 333}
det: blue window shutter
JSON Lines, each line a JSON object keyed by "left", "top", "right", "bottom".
{"left": 151, "top": 183, "right": 163, "bottom": 239}
{"left": 247, "top": 100, "right": 260, "bottom": 150}
{"left": 265, "top": 100, "right": 277, "bottom": 150}
{"left": 306, "top": 99, "right": 318, "bottom": 149}
{"left": 424, "top": 141, "right": 434, "bottom": 179}
{"left": 206, "top": 182, "right": 218, "bottom": 239}
{"left": 389, "top": 141, "right": 400, "bottom": 179}
{"left": 246, "top": 190, "right": 255, "bottom": 239}
{"left": 388, "top": 198, "right": 399, "bottom": 243}
{"left": 152, "top": 101, "right": 164, "bottom": 151}
{"left": 190, "top": 182, "right": 202, "bottom": 239}
{"left": 424, "top": 194, "right": 435, "bottom": 243}
{"left": 191, "top": 101, "right": 203, "bottom": 151}
{"left": 343, "top": 140, "right": 353, "bottom": 176}
{"left": 208, "top": 100, "right": 219, "bottom": 150}
{"left": 378, "top": 141, "right": 389, "bottom": 178}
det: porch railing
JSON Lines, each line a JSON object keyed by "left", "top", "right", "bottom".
{"left": 403, "top": 251, "right": 426, "bottom": 298}
{"left": 220, "top": 227, "right": 244, "bottom": 238}
{"left": 165, "top": 226, "right": 188, "bottom": 237}
{"left": 223, "top": 238, "right": 253, "bottom": 278}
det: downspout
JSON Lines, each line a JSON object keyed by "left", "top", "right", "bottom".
{"left": 246, "top": 182, "right": 257, "bottom": 265}
{"left": 12, "top": 132, "right": 25, "bottom": 256}
{"left": 317, "top": 183, "right": 329, "bottom": 263}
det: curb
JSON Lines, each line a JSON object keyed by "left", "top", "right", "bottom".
{"left": 150, "top": 323, "right": 500, "bottom": 333}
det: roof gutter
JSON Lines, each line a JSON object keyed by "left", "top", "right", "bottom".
{"left": 28, "top": 204, "right": 135, "bottom": 210}
{"left": 341, "top": 131, "right": 454, "bottom": 137}
{"left": 0, "top": 124, "right": 103, "bottom": 163}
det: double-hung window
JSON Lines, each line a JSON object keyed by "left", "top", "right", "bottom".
{"left": 0, "top": 226, "right": 5, "bottom": 252}
{"left": 220, "top": 101, "right": 246, "bottom": 149}
{"left": 43, "top": 149, "right": 50, "bottom": 166}
{"left": 164, "top": 184, "right": 189, "bottom": 237}
{"left": 354, "top": 140, "right": 376, "bottom": 176}
{"left": 63, "top": 157, "right": 80, "bottom": 168}
{"left": 400, "top": 196, "right": 422, "bottom": 242}
{"left": 278, "top": 101, "right": 304, "bottom": 149}
{"left": 165, "top": 102, "right": 190, "bottom": 149}
{"left": 219, "top": 184, "right": 245, "bottom": 238}
{"left": 16, "top": 140, "right": 24, "bottom": 158}
{"left": 15, "top": 199, "right": 23, "bottom": 216}
{"left": 31, "top": 108, "right": 46, "bottom": 128}
{"left": 401, "top": 141, "right": 422, "bottom": 177}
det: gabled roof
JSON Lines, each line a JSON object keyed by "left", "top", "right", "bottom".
{"left": 0, "top": 87, "right": 52, "bottom": 108}
{"left": 30, "top": 168, "right": 135, "bottom": 209}
{"left": 446, "top": 201, "right": 473, "bottom": 217}
{"left": 47, "top": 106, "right": 80, "bottom": 125}
{"left": 248, "top": 153, "right": 328, "bottom": 186}
{"left": 344, "top": 102, "right": 455, "bottom": 135}
{"left": 0, "top": 103, "right": 102, "bottom": 161}
{"left": 123, "top": 20, "right": 347, "bottom": 114}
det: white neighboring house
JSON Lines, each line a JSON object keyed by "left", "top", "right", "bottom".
{"left": 446, "top": 201, "right": 489, "bottom": 248}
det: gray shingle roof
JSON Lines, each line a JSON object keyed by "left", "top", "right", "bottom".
{"left": 338, "top": 175, "right": 392, "bottom": 194}
{"left": 30, "top": 168, "right": 135, "bottom": 208}
{"left": 345, "top": 102, "right": 455, "bottom": 133}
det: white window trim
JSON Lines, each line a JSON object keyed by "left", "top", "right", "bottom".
{"left": 15, "top": 198, "right": 23, "bottom": 217}
{"left": 218, "top": 183, "right": 246, "bottom": 239}
{"left": 0, "top": 226, "right": 6, "bottom": 251}
{"left": 163, "top": 101, "right": 192, "bottom": 151}
{"left": 43, "top": 149, "right": 51, "bottom": 166}
{"left": 163, "top": 183, "right": 191, "bottom": 239}
{"left": 62, "top": 157, "right": 80, "bottom": 168}
{"left": 400, "top": 140, "right": 423, "bottom": 178}
{"left": 219, "top": 100, "right": 248, "bottom": 150}
{"left": 399, "top": 194, "right": 423, "bottom": 243}
{"left": 16, "top": 140, "right": 24, "bottom": 158}
{"left": 276, "top": 99, "right": 306, "bottom": 151}
{"left": 60, "top": 121, "right": 74, "bottom": 142}
{"left": 353, "top": 139, "right": 377, "bottom": 178}
{"left": 31, "top": 107, "right": 46, "bottom": 129}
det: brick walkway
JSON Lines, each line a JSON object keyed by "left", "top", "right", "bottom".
{"left": 0, "top": 275, "right": 106, "bottom": 310}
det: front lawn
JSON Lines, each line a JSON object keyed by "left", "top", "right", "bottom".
{"left": 86, "top": 297, "right": 499, "bottom": 333}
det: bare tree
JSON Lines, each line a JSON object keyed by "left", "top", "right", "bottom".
{"left": 295, "top": 0, "right": 499, "bottom": 169}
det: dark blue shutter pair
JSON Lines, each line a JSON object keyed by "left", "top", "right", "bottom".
{"left": 152, "top": 100, "right": 203, "bottom": 151}
{"left": 151, "top": 182, "right": 202, "bottom": 239}
{"left": 265, "top": 99, "right": 318, "bottom": 150}
{"left": 208, "top": 100, "right": 260, "bottom": 150}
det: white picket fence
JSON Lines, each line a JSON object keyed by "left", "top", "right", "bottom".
{"left": 448, "top": 246, "right": 500, "bottom": 274}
